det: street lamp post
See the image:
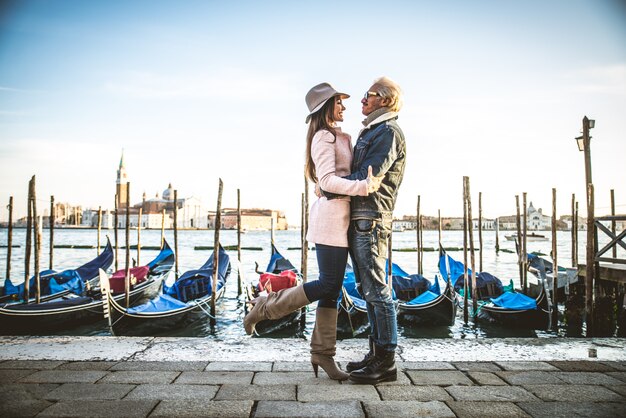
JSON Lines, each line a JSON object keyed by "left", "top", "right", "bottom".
{"left": 575, "top": 115, "right": 595, "bottom": 336}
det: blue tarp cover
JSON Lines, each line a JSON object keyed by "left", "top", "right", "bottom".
{"left": 392, "top": 273, "right": 430, "bottom": 296}
{"left": 453, "top": 271, "right": 504, "bottom": 293}
{"left": 48, "top": 270, "right": 85, "bottom": 295}
{"left": 147, "top": 240, "right": 175, "bottom": 275}
{"left": 406, "top": 290, "right": 439, "bottom": 305}
{"left": 490, "top": 291, "right": 537, "bottom": 310}
{"left": 265, "top": 245, "right": 297, "bottom": 274}
{"left": 439, "top": 252, "right": 470, "bottom": 284}
{"left": 128, "top": 293, "right": 189, "bottom": 314}
{"left": 341, "top": 266, "right": 367, "bottom": 310}
{"left": 3, "top": 241, "right": 113, "bottom": 298}
{"left": 164, "top": 246, "right": 230, "bottom": 302}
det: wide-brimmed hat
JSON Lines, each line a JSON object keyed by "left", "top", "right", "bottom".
{"left": 305, "top": 82, "right": 349, "bottom": 123}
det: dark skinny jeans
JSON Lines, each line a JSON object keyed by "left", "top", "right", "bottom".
{"left": 302, "top": 244, "right": 348, "bottom": 309}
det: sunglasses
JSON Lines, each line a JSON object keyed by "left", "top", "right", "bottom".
{"left": 363, "top": 91, "right": 380, "bottom": 100}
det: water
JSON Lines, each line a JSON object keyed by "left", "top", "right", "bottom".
{"left": 1, "top": 227, "right": 617, "bottom": 340}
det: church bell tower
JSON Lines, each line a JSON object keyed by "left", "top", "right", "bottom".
{"left": 116, "top": 150, "right": 128, "bottom": 210}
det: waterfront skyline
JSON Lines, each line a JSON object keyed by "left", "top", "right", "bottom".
{"left": 1, "top": 0, "right": 625, "bottom": 225}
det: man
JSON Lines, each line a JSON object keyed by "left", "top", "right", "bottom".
{"left": 323, "top": 76, "right": 406, "bottom": 384}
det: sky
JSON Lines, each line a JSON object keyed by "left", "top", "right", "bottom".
{"left": 1, "top": 0, "right": 625, "bottom": 225}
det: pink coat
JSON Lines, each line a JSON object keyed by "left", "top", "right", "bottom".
{"left": 306, "top": 128, "right": 368, "bottom": 248}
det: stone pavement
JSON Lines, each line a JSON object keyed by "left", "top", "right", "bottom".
{"left": 1, "top": 337, "right": 625, "bottom": 417}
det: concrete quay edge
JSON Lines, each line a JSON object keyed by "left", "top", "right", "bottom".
{"left": 1, "top": 336, "right": 625, "bottom": 362}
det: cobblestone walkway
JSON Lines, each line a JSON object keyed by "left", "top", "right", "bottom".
{"left": 2, "top": 359, "right": 625, "bottom": 417}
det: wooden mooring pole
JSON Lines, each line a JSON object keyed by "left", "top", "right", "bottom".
{"left": 419, "top": 215, "right": 424, "bottom": 275}
{"left": 49, "top": 196, "right": 54, "bottom": 269}
{"left": 438, "top": 209, "right": 442, "bottom": 248}
{"left": 32, "top": 176, "right": 41, "bottom": 304}
{"left": 124, "top": 183, "right": 131, "bottom": 308}
{"left": 522, "top": 192, "right": 528, "bottom": 294}
{"left": 24, "top": 177, "right": 33, "bottom": 303}
{"left": 466, "top": 177, "right": 478, "bottom": 319}
{"left": 551, "top": 188, "right": 558, "bottom": 331}
{"left": 571, "top": 194, "right": 576, "bottom": 267}
{"left": 478, "top": 192, "right": 483, "bottom": 272}
{"left": 585, "top": 183, "right": 594, "bottom": 337}
{"left": 417, "top": 195, "right": 421, "bottom": 273}
{"left": 495, "top": 217, "right": 500, "bottom": 254}
{"left": 210, "top": 179, "right": 223, "bottom": 328}
{"left": 515, "top": 195, "right": 522, "bottom": 291}
{"left": 462, "top": 177, "right": 469, "bottom": 324}
{"left": 137, "top": 208, "right": 142, "bottom": 266}
{"left": 611, "top": 189, "right": 616, "bottom": 259}
{"left": 174, "top": 190, "right": 179, "bottom": 279}
{"left": 237, "top": 189, "right": 242, "bottom": 296}
{"left": 114, "top": 195, "right": 119, "bottom": 271}
{"left": 161, "top": 209, "right": 165, "bottom": 249}
{"left": 6, "top": 196, "right": 12, "bottom": 281}
{"left": 97, "top": 206, "right": 102, "bottom": 255}
{"left": 302, "top": 176, "right": 309, "bottom": 284}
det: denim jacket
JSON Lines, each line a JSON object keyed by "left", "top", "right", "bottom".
{"left": 322, "top": 114, "right": 406, "bottom": 221}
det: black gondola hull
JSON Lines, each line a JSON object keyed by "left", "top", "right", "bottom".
{"left": 0, "top": 278, "right": 162, "bottom": 333}
{"left": 398, "top": 285, "right": 457, "bottom": 326}
{"left": 107, "top": 287, "right": 225, "bottom": 335}
{"left": 478, "top": 289, "right": 550, "bottom": 330}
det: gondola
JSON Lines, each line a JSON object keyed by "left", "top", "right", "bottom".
{"left": 245, "top": 243, "right": 302, "bottom": 335}
{"left": 101, "top": 245, "right": 229, "bottom": 334}
{"left": 526, "top": 253, "right": 579, "bottom": 303}
{"left": 2, "top": 239, "right": 115, "bottom": 304}
{"left": 0, "top": 240, "right": 174, "bottom": 333}
{"left": 392, "top": 263, "right": 457, "bottom": 326}
{"left": 477, "top": 285, "right": 551, "bottom": 329}
{"left": 337, "top": 264, "right": 369, "bottom": 336}
{"left": 438, "top": 248, "right": 510, "bottom": 302}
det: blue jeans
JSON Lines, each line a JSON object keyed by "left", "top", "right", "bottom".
{"left": 348, "top": 219, "right": 397, "bottom": 352}
{"left": 303, "top": 244, "right": 348, "bottom": 309}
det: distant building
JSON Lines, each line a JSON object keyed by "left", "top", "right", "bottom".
{"left": 112, "top": 151, "right": 206, "bottom": 229}
{"left": 213, "top": 209, "right": 288, "bottom": 230}
{"left": 527, "top": 202, "right": 551, "bottom": 230}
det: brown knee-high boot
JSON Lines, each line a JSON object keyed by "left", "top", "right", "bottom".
{"left": 310, "top": 307, "right": 349, "bottom": 381}
{"left": 244, "top": 286, "right": 309, "bottom": 335}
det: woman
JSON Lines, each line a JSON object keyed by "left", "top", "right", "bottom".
{"left": 244, "top": 82, "right": 381, "bottom": 381}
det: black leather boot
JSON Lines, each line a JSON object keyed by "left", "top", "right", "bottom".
{"left": 349, "top": 344, "right": 397, "bottom": 384}
{"left": 346, "top": 336, "right": 374, "bottom": 372}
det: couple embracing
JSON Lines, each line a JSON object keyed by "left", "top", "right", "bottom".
{"left": 245, "top": 77, "right": 406, "bottom": 384}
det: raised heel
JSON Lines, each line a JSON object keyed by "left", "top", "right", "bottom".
{"left": 312, "top": 362, "right": 319, "bottom": 378}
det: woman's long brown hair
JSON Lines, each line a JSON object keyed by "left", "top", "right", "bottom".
{"left": 305, "top": 98, "right": 337, "bottom": 183}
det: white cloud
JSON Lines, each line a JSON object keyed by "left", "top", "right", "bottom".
{"left": 566, "top": 64, "right": 626, "bottom": 95}
{"left": 103, "top": 69, "right": 297, "bottom": 101}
